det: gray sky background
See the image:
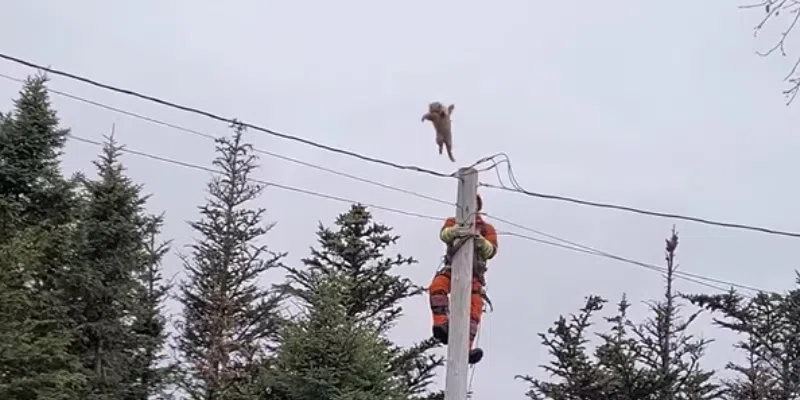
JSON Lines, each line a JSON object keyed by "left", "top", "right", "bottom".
{"left": 2, "top": 1, "right": 799, "bottom": 398}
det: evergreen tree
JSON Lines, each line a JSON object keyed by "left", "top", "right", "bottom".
{"left": 0, "top": 227, "right": 86, "bottom": 400}
{"left": 268, "top": 275, "right": 408, "bottom": 400}
{"left": 516, "top": 295, "right": 609, "bottom": 400}
{"left": 279, "top": 204, "right": 441, "bottom": 398}
{"left": 518, "top": 228, "right": 723, "bottom": 400}
{"left": 0, "top": 73, "right": 75, "bottom": 239}
{"left": 176, "top": 125, "right": 284, "bottom": 400}
{"left": 0, "top": 74, "right": 85, "bottom": 399}
{"left": 687, "top": 287, "right": 794, "bottom": 399}
{"left": 629, "top": 228, "right": 722, "bottom": 400}
{"left": 126, "top": 215, "right": 175, "bottom": 400}
{"left": 67, "top": 136, "right": 159, "bottom": 399}
{"left": 594, "top": 295, "right": 660, "bottom": 400}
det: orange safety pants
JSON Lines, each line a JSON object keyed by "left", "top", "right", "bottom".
{"left": 428, "top": 271, "right": 483, "bottom": 349}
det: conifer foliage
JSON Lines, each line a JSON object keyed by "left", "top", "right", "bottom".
{"left": 518, "top": 228, "right": 723, "bottom": 400}
{"left": 269, "top": 275, "right": 409, "bottom": 400}
{"left": 68, "top": 135, "right": 159, "bottom": 400}
{"left": 687, "top": 281, "right": 800, "bottom": 400}
{"left": 279, "top": 204, "right": 442, "bottom": 398}
{"left": 126, "top": 215, "right": 174, "bottom": 400}
{"left": 0, "top": 74, "right": 85, "bottom": 400}
{"left": 176, "top": 125, "right": 285, "bottom": 400}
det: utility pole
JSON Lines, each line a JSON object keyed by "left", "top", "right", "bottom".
{"left": 444, "top": 167, "right": 478, "bottom": 400}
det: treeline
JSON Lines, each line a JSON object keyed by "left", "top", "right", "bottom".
{"left": 1, "top": 75, "right": 798, "bottom": 400}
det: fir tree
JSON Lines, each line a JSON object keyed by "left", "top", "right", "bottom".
{"left": 68, "top": 135, "right": 157, "bottom": 400}
{"left": 126, "top": 215, "right": 175, "bottom": 400}
{"left": 687, "top": 286, "right": 794, "bottom": 399}
{"left": 176, "top": 125, "right": 284, "bottom": 400}
{"left": 516, "top": 295, "right": 609, "bottom": 400}
{"left": 0, "top": 226, "right": 86, "bottom": 400}
{"left": 519, "top": 228, "right": 724, "bottom": 400}
{"left": 268, "top": 275, "right": 409, "bottom": 400}
{"left": 0, "top": 73, "right": 75, "bottom": 238}
{"left": 629, "top": 228, "right": 723, "bottom": 400}
{"left": 595, "top": 295, "right": 660, "bottom": 400}
{"left": 279, "top": 204, "right": 441, "bottom": 398}
{"left": 0, "top": 74, "right": 85, "bottom": 399}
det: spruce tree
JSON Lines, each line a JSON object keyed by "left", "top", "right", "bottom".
{"left": 0, "top": 74, "right": 84, "bottom": 399}
{"left": 687, "top": 286, "right": 794, "bottom": 399}
{"left": 268, "top": 275, "right": 408, "bottom": 400}
{"left": 68, "top": 136, "right": 159, "bottom": 400}
{"left": 0, "top": 227, "right": 86, "bottom": 400}
{"left": 519, "top": 228, "right": 723, "bottom": 400}
{"left": 126, "top": 215, "right": 175, "bottom": 400}
{"left": 0, "top": 73, "right": 75, "bottom": 238}
{"left": 176, "top": 125, "right": 284, "bottom": 400}
{"left": 516, "top": 295, "right": 609, "bottom": 400}
{"left": 629, "top": 228, "right": 722, "bottom": 400}
{"left": 279, "top": 204, "right": 441, "bottom": 398}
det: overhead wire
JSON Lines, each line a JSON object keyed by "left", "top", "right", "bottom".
{"left": 0, "top": 68, "right": 779, "bottom": 398}
{"left": 67, "top": 134, "right": 444, "bottom": 223}
{"left": 64, "top": 129, "right": 766, "bottom": 295}
{"left": 478, "top": 154, "right": 800, "bottom": 239}
{"left": 61, "top": 135, "right": 775, "bottom": 399}
{"left": 3, "top": 72, "right": 762, "bottom": 293}
{"left": 3, "top": 53, "right": 800, "bottom": 240}
{"left": 0, "top": 52, "right": 458, "bottom": 179}
{"left": 0, "top": 72, "right": 457, "bottom": 209}
{"left": 486, "top": 214, "right": 769, "bottom": 294}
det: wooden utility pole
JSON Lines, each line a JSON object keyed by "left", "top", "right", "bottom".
{"left": 444, "top": 167, "right": 479, "bottom": 400}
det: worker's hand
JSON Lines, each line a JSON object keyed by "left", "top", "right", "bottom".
{"left": 440, "top": 225, "right": 472, "bottom": 243}
{"left": 476, "top": 236, "right": 495, "bottom": 259}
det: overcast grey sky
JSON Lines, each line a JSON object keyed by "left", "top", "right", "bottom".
{"left": 2, "top": 1, "right": 799, "bottom": 398}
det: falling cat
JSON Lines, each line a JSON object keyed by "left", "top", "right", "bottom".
{"left": 421, "top": 101, "right": 456, "bottom": 162}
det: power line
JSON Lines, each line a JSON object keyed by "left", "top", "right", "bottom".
{"left": 67, "top": 134, "right": 444, "bottom": 222}
{"left": 0, "top": 72, "right": 458, "bottom": 209}
{"left": 4, "top": 57, "right": 794, "bottom": 241}
{"left": 481, "top": 178, "right": 800, "bottom": 239}
{"left": 0, "top": 71, "right": 776, "bottom": 295}
{"left": 69, "top": 132, "right": 771, "bottom": 297}
{"left": 491, "top": 221, "right": 772, "bottom": 295}
{"left": 493, "top": 230, "right": 732, "bottom": 293}
{"left": 486, "top": 213, "right": 769, "bottom": 293}
{"left": 0, "top": 52, "right": 457, "bottom": 179}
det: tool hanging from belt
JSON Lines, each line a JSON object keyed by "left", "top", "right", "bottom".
{"left": 436, "top": 228, "right": 494, "bottom": 313}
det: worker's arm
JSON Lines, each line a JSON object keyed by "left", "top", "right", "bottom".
{"left": 477, "top": 222, "right": 498, "bottom": 260}
{"left": 439, "top": 217, "right": 458, "bottom": 243}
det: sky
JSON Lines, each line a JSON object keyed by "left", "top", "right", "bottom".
{"left": 2, "top": 1, "right": 800, "bottom": 398}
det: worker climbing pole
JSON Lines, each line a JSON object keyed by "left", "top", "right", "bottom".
{"left": 427, "top": 167, "right": 498, "bottom": 399}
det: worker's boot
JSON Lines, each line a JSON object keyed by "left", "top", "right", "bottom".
{"left": 468, "top": 348, "right": 484, "bottom": 364}
{"left": 432, "top": 324, "right": 449, "bottom": 345}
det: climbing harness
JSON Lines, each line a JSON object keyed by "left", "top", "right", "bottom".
{"left": 437, "top": 225, "right": 495, "bottom": 313}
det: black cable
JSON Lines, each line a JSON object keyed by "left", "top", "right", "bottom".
{"left": 67, "top": 134, "right": 444, "bottom": 222}
{"left": 68, "top": 134, "right": 768, "bottom": 296}
{"left": 0, "top": 72, "right": 457, "bottom": 208}
{"left": 4, "top": 54, "right": 796, "bottom": 239}
{"left": 0, "top": 70, "right": 777, "bottom": 294}
{"left": 0, "top": 53, "right": 457, "bottom": 179}
{"left": 484, "top": 182, "right": 800, "bottom": 239}
{"left": 480, "top": 152, "right": 800, "bottom": 239}
{"left": 486, "top": 213, "right": 769, "bottom": 294}
{"left": 6, "top": 60, "right": 787, "bottom": 240}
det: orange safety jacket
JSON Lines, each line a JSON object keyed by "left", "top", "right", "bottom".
{"left": 440, "top": 215, "right": 498, "bottom": 282}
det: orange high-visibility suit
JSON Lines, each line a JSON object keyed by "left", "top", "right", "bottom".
{"left": 428, "top": 196, "right": 497, "bottom": 364}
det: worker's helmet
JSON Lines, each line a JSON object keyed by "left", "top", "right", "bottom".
{"left": 476, "top": 194, "right": 483, "bottom": 211}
